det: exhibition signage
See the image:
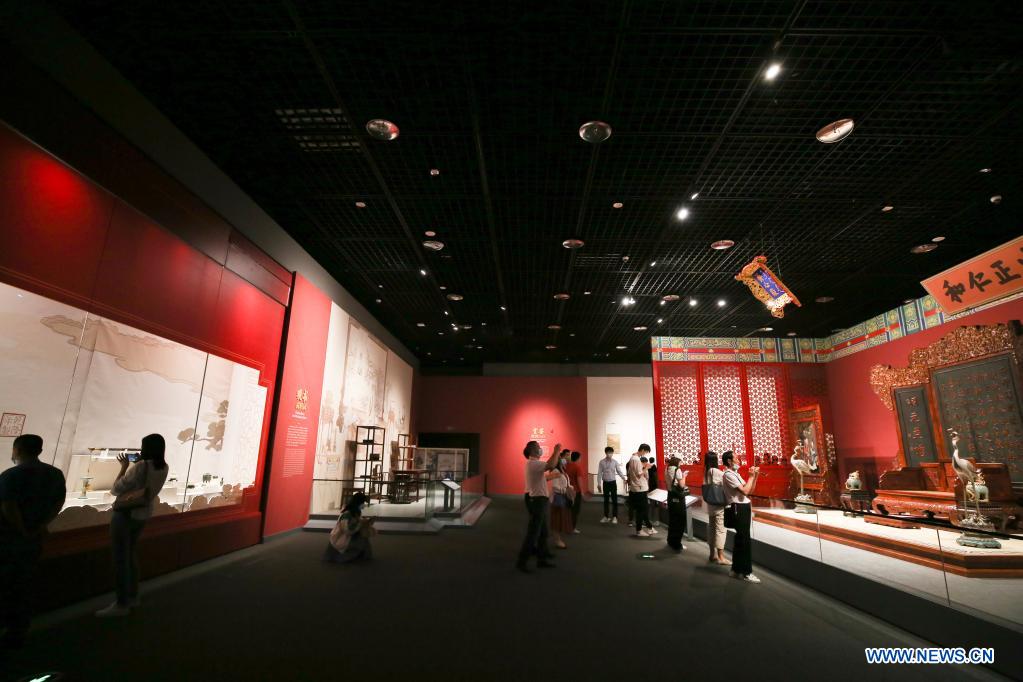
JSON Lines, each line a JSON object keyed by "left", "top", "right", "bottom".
{"left": 921, "top": 235, "right": 1023, "bottom": 315}
{"left": 735, "top": 255, "right": 801, "bottom": 318}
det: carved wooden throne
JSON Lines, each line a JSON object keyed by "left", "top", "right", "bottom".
{"left": 869, "top": 322, "right": 1023, "bottom": 530}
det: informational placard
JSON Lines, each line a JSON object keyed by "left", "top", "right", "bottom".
{"left": 647, "top": 488, "right": 668, "bottom": 503}
{"left": 921, "top": 235, "right": 1023, "bottom": 315}
{"left": 441, "top": 479, "right": 461, "bottom": 491}
{"left": 893, "top": 385, "right": 937, "bottom": 466}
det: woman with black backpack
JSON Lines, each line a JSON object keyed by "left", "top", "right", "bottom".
{"left": 665, "top": 456, "right": 688, "bottom": 551}
{"left": 702, "top": 451, "right": 729, "bottom": 565}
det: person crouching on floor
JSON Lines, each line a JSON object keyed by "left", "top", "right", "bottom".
{"left": 325, "top": 492, "right": 375, "bottom": 564}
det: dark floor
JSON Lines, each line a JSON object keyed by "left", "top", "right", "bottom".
{"left": 2, "top": 498, "right": 1009, "bottom": 682}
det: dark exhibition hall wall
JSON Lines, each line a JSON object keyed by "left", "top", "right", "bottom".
{"left": 416, "top": 376, "right": 589, "bottom": 495}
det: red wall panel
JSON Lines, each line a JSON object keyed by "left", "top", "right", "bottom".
{"left": 262, "top": 274, "right": 332, "bottom": 536}
{"left": 416, "top": 376, "right": 588, "bottom": 495}
{"left": 825, "top": 297, "right": 1023, "bottom": 477}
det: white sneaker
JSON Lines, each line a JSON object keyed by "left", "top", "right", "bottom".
{"left": 95, "top": 603, "right": 130, "bottom": 618}
{"left": 637, "top": 529, "right": 652, "bottom": 537}
{"left": 647, "top": 527, "right": 658, "bottom": 535}
{"left": 599, "top": 517, "right": 609, "bottom": 524}
{"left": 572, "top": 529, "right": 581, "bottom": 534}
{"left": 743, "top": 574, "right": 762, "bottom": 583}
{"left": 611, "top": 518, "right": 618, "bottom": 525}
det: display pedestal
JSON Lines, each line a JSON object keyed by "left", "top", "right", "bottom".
{"left": 794, "top": 492, "right": 816, "bottom": 514}
{"left": 840, "top": 490, "right": 875, "bottom": 516}
{"left": 956, "top": 509, "right": 1002, "bottom": 549}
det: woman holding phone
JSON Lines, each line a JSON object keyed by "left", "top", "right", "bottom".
{"left": 721, "top": 450, "right": 761, "bottom": 583}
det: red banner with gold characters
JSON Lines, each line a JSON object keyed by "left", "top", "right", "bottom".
{"left": 921, "top": 235, "right": 1023, "bottom": 314}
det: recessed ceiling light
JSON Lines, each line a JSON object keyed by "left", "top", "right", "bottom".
{"left": 881, "top": 205, "right": 894, "bottom": 212}
{"left": 621, "top": 296, "right": 636, "bottom": 306}
{"left": 815, "top": 296, "right": 834, "bottom": 303}
{"left": 578, "top": 120, "right": 612, "bottom": 143}
{"left": 584, "top": 291, "right": 591, "bottom": 295}
{"left": 676, "top": 207, "right": 690, "bottom": 221}
{"left": 979, "top": 168, "right": 992, "bottom": 173}
{"left": 622, "top": 255, "right": 630, "bottom": 262}
{"left": 416, "top": 323, "right": 426, "bottom": 327}
{"left": 612, "top": 202, "right": 623, "bottom": 209}
{"left": 764, "top": 63, "right": 782, "bottom": 81}
{"left": 634, "top": 326, "right": 648, "bottom": 331}
{"left": 443, "top": 311, "right": 449, "bottom": 316}
{"left": 553, "top": 293, "right": 571, "bottom": 301}
{"left": 439, "top": 286, "right": 447, "bottom": 290}
{"left": 424, "top": 230, "right": 436, "bottom": 237}
{"left": 615, "top": 345, "right": 627, "bottom": 350}
{"left": 650, "top": 261, "right": 657, "bottom": 267}
{"left": 689, "top": 298, "right": 698, "bottom": 307}
{"left": 430, "top": 168, "right": 440, "bottom": 176}
{"left": 657, "top": 318, "right": 663, "bottom": 324}
{"left": 717, "top": 299, "right": 727, "bottom": 307}
{"left": 661, "top": 294, "right": 680, "bottom": 302}
{"left": 910, "top": 244, "right": 938, "bottom": 254}
{"left": 546, "top": 345, "right": 557, "bottom": 350}
{"left": 419, "top": 269, "right": 427, "bottom": 276}
{"left": 446, "top": 293, "right": 464, "bottom": 301}
{"left": 423, "top": 240, "right": 445, "bottom": 251}
{"left": 711, "top": 239, "right": 734, "bottom": 250}
{"left": 690, "top": 192, "right": 699, "bottom": 200}
{"left": 991, "top": 195, "right": 1002, "bottom": 204}
{"left": 365, "top": 119, "right": 399, "bottom": 141}
{"left": 378, "top": 284, "right": 384, "bottom": 289}
{"left": 931, "top": 236, "right": 945, "bottom": 243}
{"left": 375, "top": 298, "right": 382, "bottom": 303}
{"left": 786, "top": 332, "right": 797, "bottom": 337}
{"left": 355, "top": 201, "right": 367, "bottom": 208}
{"left": 477, "top": 345, "right": 483, "bottom": 349}
{"left": 461, "top": 324, "right": 472, "bottom": 330}
{"left": 500, "top": 306, "right": 507, "bottom": 311}
{"left": 547, "top": 324, "right": 562, "bottom": 330}
{"left": 562, "top": 238, "right": 585, "bottom": 249}
{"left": 903, "top": 299, "right": 914, "bottom": 304}
{"left": 816, "top": 118, "right": 855, "bottom": 144}
{"left": 659, "top": 300, "right": 666, "bottom": 306}
{"left": 759, "top": 326, "right": 774, "bottom": 332}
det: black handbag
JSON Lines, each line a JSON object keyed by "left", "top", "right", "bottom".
{"left": 702, "top": 482, "right": 727, "bottom": 506}
{"left": 723, "top": 503, "right": 737, "bottom": 529}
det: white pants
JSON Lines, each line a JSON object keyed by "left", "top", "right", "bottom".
{"left": 707, "top": 504, "right": 726, "bottom": 551}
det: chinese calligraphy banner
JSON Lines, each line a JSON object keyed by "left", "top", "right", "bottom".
{"left": 735, "top": 256, "right": 801, "bottom": 318}
{"left": 893, "top": 385, "right": 937, "bottom": 467}
{"left": 921, "top": 235, "right": 1023, "bottom": 315}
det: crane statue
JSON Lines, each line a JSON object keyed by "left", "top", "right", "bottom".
{"left": 791, "top": 440, "right": 816, "bottom": 512}
{"left": 949, "top": 429, "right": 1000, "bottom": 548}
{"left": 949, "top": 429, "right": 981, "bottom": 520}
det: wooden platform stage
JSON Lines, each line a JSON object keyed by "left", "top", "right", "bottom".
{"left": 754, "top": 508, "right": 1023, "bottom": 578}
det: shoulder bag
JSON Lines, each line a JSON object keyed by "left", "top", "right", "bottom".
{"left": 723, "top": 503, "right": 737, "bottom": 529}
{"left": 702, "top": 470, "right": 727, "bottom": 506}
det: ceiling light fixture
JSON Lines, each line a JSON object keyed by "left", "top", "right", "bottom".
{"left": 991, "top": 195, "right": 1002, "bottom": 204}
{"left": 424, "top": 230, "right": 436, "bottom": 237}
{"left": 423, "top": 240, "right": 445, "bottom": 251}
{"left": 578, "top": 120, "right": 612, "bottom": 143}
{"left": 365, "top": 119, "right": 399, "bottom": 141}
{"left": 615, "top": 345, "right": 627, "bottom": 350}
{"left": 815, "top": 118, "right": 855, "bottom": 144}
{"left": 446, "top": 293, "right": 464, "bottom": 301}
{"left": 759, "top": 326, "right": 774, "bottom": 332}
{"left": 554, "top": 293, "right": 571, "bottom": 301}
{"left": 764, "top": 63, "right": 782, "bottom": 81}
{"left": 910, "top": 244, "right": 938, "bottom": 254}
{"left": 881, "top": 205, "right": 894, "bottom": 212}
{"left": 676, "top": 207, "right": 690, "bottom": 221}
{"left": 661, "top": 294, "right": 679, "bottom": 303}
{"left": 650, "top": 261, "right": 657, "bottom": 267}
{"left": 979, "top": 168, "right": 992, "bottom": 173}
{"left": 612, "top": 202, "right": 623, "bottom": 209}
{"left": 634, "top": 326, "right": 648, "bottom": 331}
{"left": 931, "top": 236, "right": 945, "bottom": 243}
{"left": 429, "top": 168, "right": 440, "bottom": 176}
{"left": 621, "top": 296, "right": 636, "bottom": 306}
{"left": 443, "top": 311, "right": 449, "bottom": 316}
{"left": 547, "top": 324, "right": 562, "bottom": 330}
{"left": 562, "top": 238, "right": 585, "bottom": 249}
{"left": 375, "top": 298, "right": 382, "bottom": 303}
{"left": 439, "top": 286, "right": 447, "bottom": 290}
{"left": 660, "top": 300, "right": 666, "bottom": 306}
{"left": 786, "top": 332, "right": 797, "bottom": 337}
{"left": 355, "top": 201, "right": 367, "bottom": 208}
{"left": 416, "top": 323, "right": 425, "bottom": 327}
{"left": 710, "top": 239, "right": 735, "bottom": 250}
{"left": 419, "top": 269, "right": 427, "bottom": 276}
{"left": 717, "top": 299, "right": 727, "bottom": 307}
{"left": 657, "top": 318, "right": 663, "bottom": 324}
{"left": 546, "top": 345, "right": 557, "bottom": 350}
{"left": 500, "top": 306, "right": 507, "bottom": 311}
{"left": 689, "top": 298, "right": 698, "bottom": 307}
{"left": 815, "top": 296, "right": 835, "bottom": 303}
{"left": 904, "top": 299, "right": 914, "bottom": 304}
{"left": 690, "top": 192, "right": 699, "bottom": 200}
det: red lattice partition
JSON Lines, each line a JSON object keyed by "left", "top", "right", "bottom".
{"left": 746, "top": 364, "right": 788, "bottom": 462}
{"left": 702, "top": 364, "right": 748, "bottom": 456}
{"left": 653, "top": 363, "right": 701, "bottom": 461}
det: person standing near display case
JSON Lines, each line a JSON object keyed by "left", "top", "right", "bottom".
{"left": 702, "top": 451, "right": 729, "bottom": 565}
{"left": 665, "top": 456, "right": 688, "bottom": 551}
{"left": 597, "top": 446, "right": 627, "bottom": 524}
{"left": 516, "top": 440, "right": 562, "bottom": 573}
{"left": 722, "top": 451, "right": 761, "bottom": 583}
{"left": 96, "top": 433, "right": 170, "bottom": 617}
{"left": 627, "top": 444, "right": 655, "bottom": 537}
{"left": 565, "top": 451, "right": 586, "bottom": 533}
{"left": 0, "top": 434, "right": 66, "bottom": 649}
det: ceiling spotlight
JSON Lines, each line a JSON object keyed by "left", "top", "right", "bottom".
{"left": 815, "top": 118, "right": 855, "bottom": 144}
{"left": 710, "top": 239, "right": 735, "bottom": 250}
{"left": 690, "top": 192, "right": 700, "bottom": 200}
{"left": 500, "top": 306, "right": 507, "bottom": 311}
{"left": 660, "top": 300, "right": 666, "bottom": 306}
{"left": 579, "top": 120, "right": 612, "bottom": 143}
{"left": 365, "top": 119, "right": 399, "bottom": 141}
{"left": 622, "top": 255, "right": 630, "bottom": 262}
{"left": 423, "top": 240, "right": 445, "bottom": 251}
{"left": 355, "top": 201, "right": 367, "bottom": 208}
{"left": 378, "top": 284, "right": 384, "bottom": 289}
{"left": 979, "top": 168, "right": 992, "bottom": 173}
{"left": 429, "top": 168, "right": 440, "bottom": 176}
{"left": 439, "top": 286, "right": 447, "bottom": 290}
{"left": 461, "top": 324, "right": 472, "bottom": 330}
{"left": 676, "top": 207, "right": 690, "bottom": 221}
{"left": 689, "top": 298, "right": 698, "bottom": 307}
{"left": 903, "top": 299, "right": 914, "bottom": 304}
{"left": 562, "top": 238, "right": 585, "bottom": 249}
{"left": 881, "top": 205, "right": 894, "bottom": 212}
{"left": 764, "top": 63, "right": 782, "bottom": 81}
{"left": 991, "top": 195, "right": 1003, "bottom": 204}
{"left": 416, "top": 322, "right": 426, "bottom": 327}
{"left": 910, "top": 244, "right": 938, "bottom": 254}
{"left": 424, "top": 230, "right": 437, "bottom": 237}
{"left": 759, "top": 326, "right": 774, "bottom": 332}
{"left": 546, "top": 345, "right": 557, "bottom": 350}
{"left": 621, "top": 296, "right": 636, "bottom": 306}
{"left": 419, "top": 269, "right": 427, "bottom": 276}
{"left": 717, "top": 299, "right": 727, "bottom": 307}
{"left": 815, "top": 296, "right": 835, "bottom": 303}
{"left": 931, "top": 236, "right": 945, "bottom": 243}
{"left": 657, "top": 318, "right": 663, "bottom": 324}
{"left": 584, "top": 291, "right": 592, "bottom": 295}
{"left": 615, "top": 345, "right": 627, "bottom": 350}
{"left": 375, "top": 298, "right": 382, "bottom": 303}
{"left": 547, "top": 324, "right": 562, "bottom": 330}
{"left": 446, "top": 293, "right": 464, "bottom": 301}
{"left": 553, "top": 293, "right": 571, "bottom": 301}
{"left": 661, "top": 294, "right": 680, "bottom": 303}
{"left": 634, "top": 326, "right": 648, "bottom": 331}
{"left": 650, "top": 261, "right": 657, "bottom": 267}
{"left": 444, "top": 311, "right": 449, "bottom": 316}
{"left": 612, "top": 202, "right": 624, "bottom": 209}
{"left": 786, "top": 332, "right": 797, "bottom": 337}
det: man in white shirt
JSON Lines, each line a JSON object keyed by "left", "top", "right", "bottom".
{"left": 627, "top": 444, "right": 656, "bottom": 537}
{"left": 516, "top": 440, "right": 562, "bottom": 573}
{"left": 597, "top": 446, "right": 627, "bottom": 523}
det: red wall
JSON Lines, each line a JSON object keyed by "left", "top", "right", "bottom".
{"left": 416, "top": 376, "right": 588, "bottom": 495}
{"left": 826, "top": 296, "right": 1023, "bottom": 477}
{"left": 263, "top": 274, "right": 331, "bottom": 536}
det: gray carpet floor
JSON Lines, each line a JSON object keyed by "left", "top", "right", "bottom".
{"left": 1, "top": 497, "right": 1010, "bottom": 681}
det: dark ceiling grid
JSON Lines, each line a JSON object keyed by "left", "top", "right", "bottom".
{"left": 47, "top": 0, "right": 1023, "bottom": 366}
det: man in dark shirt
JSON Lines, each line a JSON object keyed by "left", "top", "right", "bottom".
{"left": 0, "top": 434, "right": 66, "bottom": 648}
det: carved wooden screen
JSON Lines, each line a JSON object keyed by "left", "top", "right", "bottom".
{"left": 932, "top": 353, "right": 1023, "bottom": 480}
{"left": 893, "top": 385, "right": 938, "bottom": 467}
{"left": 655, "top": 363, "right": 702, "bottom": 460}
{"left": 702, "top": 364, "right": 748, "bottom": 455}
{"left": 747, "top": 364, "right": 787, "bottom": 460}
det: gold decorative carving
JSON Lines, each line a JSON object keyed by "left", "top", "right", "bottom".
{"left": 870, "top": 323, "right": 1022, "bottom": 410}
{"left": 735, "top": 256, "right": 801, "bottom": 319}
